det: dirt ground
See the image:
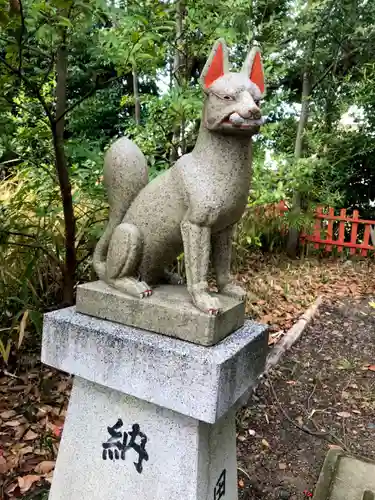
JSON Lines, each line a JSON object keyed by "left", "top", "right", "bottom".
{"left": 237, "top": 296, "right": 375, "bottom": 500}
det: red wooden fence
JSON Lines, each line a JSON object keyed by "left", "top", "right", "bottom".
{"left": 276, "top": 201, "right": 375, "bottom": 256}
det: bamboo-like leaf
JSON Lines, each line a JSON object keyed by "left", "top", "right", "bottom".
{"left": 0, "top": 339, "right": 12, "bottom": 364}
{"left": 18, "top": 310, "right": 29, "bottom": 349}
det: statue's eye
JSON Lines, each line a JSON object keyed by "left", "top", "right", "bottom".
{"left": 254, "top": 100, "right": 261, "bottom": 107}
{"left": 223, "top": 95, "right": 234, "bottom": 101}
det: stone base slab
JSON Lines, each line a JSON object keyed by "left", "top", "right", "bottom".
{"left": 76, "top": 281, "right": 245, "bottom": 346}
{"left": 313, "top": 448, "right": 375, "bottom": 500}
{"left": 41, "top": 307, "right": 268, "bottom": 423}
{"left": 48, "top": 377, "right": 238, "bottom": 500}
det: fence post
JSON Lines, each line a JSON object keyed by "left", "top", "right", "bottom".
{"left": 325, "top": 207, "right": 334, "bottom": 252}
{"left": 350, "top": 210, "right": 359, "bottom": 256}
{"left": 313, "top": 206, "right": 322, "bottom": 249}
{"left": 337, "top": 208, "right": 346, "bottom": 253}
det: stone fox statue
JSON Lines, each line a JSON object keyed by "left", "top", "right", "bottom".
{"left": 93, "top": 39, "right": 265, "bottom": 316}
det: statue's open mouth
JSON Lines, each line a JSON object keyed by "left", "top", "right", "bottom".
{"left": 221, "top": 113, "right": 264, "bottom": 129}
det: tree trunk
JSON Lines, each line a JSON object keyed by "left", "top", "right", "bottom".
{"left": 9, "top": 0, "right": 20, "bottom": 14}
{"left": 54, "top": 42, "right": 76, "bottom": 305}
{"left": 169, "top": 0, "right": 185, "bottom": 164}
{"left": 132, "top": 67, "right": 141, "bottom": 125}
{"left": 286, "top": 69, "right": 312, "bottom": 257}
{"left": 287, "top": 1, "right": 315, "bottom": 258}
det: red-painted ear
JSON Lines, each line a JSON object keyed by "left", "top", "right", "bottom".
{"left": 242, "top": 47, "right": 265, "bottom": 95}
{"left": 201, "top": 39, "right": 229, "bottom": 89}
{"left": 250, "top": 51, "right": 265, "bottom": 94}
{"left": 204, "top": 43, "right": 224, "bottom": 88}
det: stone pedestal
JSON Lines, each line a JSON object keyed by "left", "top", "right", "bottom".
{"left": 76, "top": 281, "right": 245, "bottom": 346}
{"left": 41, "top": 307, "right": 268, "bottom": 500}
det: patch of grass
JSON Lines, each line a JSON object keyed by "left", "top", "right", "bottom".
{"left": 336, "top": 358, "right": 356, "bottom": 370}
{"left": 23, "top": 487, "right": 50, "bottom": 499}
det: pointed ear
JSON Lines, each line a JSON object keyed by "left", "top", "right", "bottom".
{"left": 242, "top": 46, "right": 265, "bottom": 96}
{"left": 200, "top": 39, "right": 229, "bottom": 89}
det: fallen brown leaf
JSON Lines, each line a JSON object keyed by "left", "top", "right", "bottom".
{"left": 48, "top": 423, "right": 63, "bottom": 438}
{"left": 0, "top": 410, "right": 17, "bottom": 419}
{"left": 261, "top": 315, "right": 274, "bottom": 324}
{"left": 5, "top": 482, "right": 18, "bottom": 495}
{"left": 261, "top": 438, "right": 270, "bottom": 448}
{"left": 18, "top": 474, "right": 41, "bottom": 494}
{"left": 34, "top": 460, "right": 55, "bottom": 474}
{"left": 45, "top": 470, "right": 54, "bottom": 484}
{"left": 7, "top": 454, "right": 20, "bottom": 470}
{"left": 2, "top": 420, "right": 22, "bottom": 427}
{"left": 328, "top": 444, "right": 343, "bottom": 450}
{"left": 368, "top": 365, "right": 375, "bottom": 372}
{"left": 24, "top": 429, "right": 38, "bottom": 441}
{"left": 19, "top": 446, "right": 34, "bottom": 456}
{"left": 14, "top": 424, "right": 27, "bottom": 440}
{"left": 0, "top": 455, "right": 8, "bottom": 474}
{"left": 337, "top": 411, "right": 351, "bottom": 418}
{"left": 278, "top": 462, "right": 287, "bottom": 470}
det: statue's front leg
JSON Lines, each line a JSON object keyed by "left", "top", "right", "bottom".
{"left": 212, "top": 225, "right": 246, "bottom": 302}
{"left": 180, "top": 220, "right": 221, "bottom": 315}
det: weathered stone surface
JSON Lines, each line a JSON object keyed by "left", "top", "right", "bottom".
{"left": 76, "top": 280, "right": 245, "bottom": 346}
{"left": 313, "top": 448, "right": 375, "bottom": 500}
{"left": 41, "top": 307, "right": 268, "bottom": 423}
{"left": 92, "top": 39, "right": 265, "bottom": 316}
{"left": 49, "top": 377, "right": 238, "bottom": 500}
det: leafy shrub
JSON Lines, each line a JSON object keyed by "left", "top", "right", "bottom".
{"left": 0, "top": 156, "right": 106, "bottom": 363}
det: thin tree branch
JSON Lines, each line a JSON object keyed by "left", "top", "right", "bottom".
{"left": 310, "top": 62, "right": 335, "bottom": 93}
{"left": 31, "top": 160, "right": 57, "bottom": 182}
{"left": 311, "top": 45, "right": 359, "bottom": 93}
{"left": 18, "top": 0, "right": 25, "bottom": 77}
{"left": 1, "top": 231, "right": 36, "bottom": 239}
{"left": 41, "top": 53, "right": 55, "bottom": 87}
{"left": 267, "top": 376, "right": 349, "bottom": 451}
{"left": 1, "top": 93, "right": 33, "bottom": 115}
{"left": 0, "top": 33, "right": 51, "bottom": 60}
{"left": 77, "top": 250, "right": 93, "bottom": 265}
{"left": 3, "top": 241, "right": 62, "bottom": 268}
{"left": 56, "top": 36, "right": 148, "bottom": 123}
{"left": 55, "top": 73, "right": 124, "bottom": 123}
{"left": 67, "top": 0, "right": 76, "bottom": 19}
{"left": 0, "top": 55, "right": 53, "bottom": 122}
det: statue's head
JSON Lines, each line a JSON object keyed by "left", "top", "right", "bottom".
{"left": 200, "top": 39, "right": 265, "bottom": 137}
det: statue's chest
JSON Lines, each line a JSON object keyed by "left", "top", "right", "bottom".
{"left": 208, "top": 181, "right": 249, "bottom": 229}
{"left": 185, "top": 167, "right": 251, "bottom": 229}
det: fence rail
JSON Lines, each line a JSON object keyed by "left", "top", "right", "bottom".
{"left": 275, "top": 201, "right": 375, "bottom": 256}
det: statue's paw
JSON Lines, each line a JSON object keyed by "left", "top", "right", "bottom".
{"left": 110, "top": 277, "right": 152, "bottom": 299}
{"left": 139, "top": 285, "right": 153, "bottom": 298}
{"left": 133, "top": 280, "right": 152, "bottom": 298}
{"left": 220, "top": 283, "right": 246, "bottom": 302}
{"left": 191, "top": 291, "right": 221, "bottom": 316}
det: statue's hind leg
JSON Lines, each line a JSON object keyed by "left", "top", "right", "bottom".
{"left": 106, "top": 223, "right": 152, "bottom": 298}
